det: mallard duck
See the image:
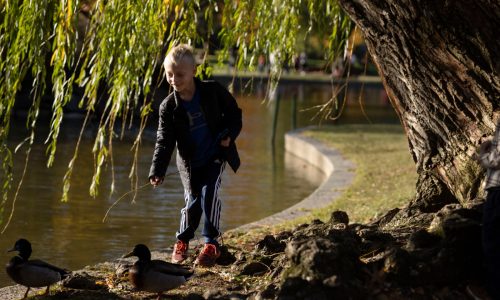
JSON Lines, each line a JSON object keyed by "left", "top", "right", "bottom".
{"left": 123, "top": 244, "right": 194, "bottom": 299}
{"left": 6, "top": 238, "right": 70, "bottom": 299}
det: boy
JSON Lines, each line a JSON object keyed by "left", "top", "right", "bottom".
{"left": 149, "top": 44, "right": 242, "bottom": 267}
{"left": 475, "top": 120, "right": 500, "bottom": 299}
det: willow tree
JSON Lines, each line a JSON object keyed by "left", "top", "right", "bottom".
{"left": 338, "top": 0, "right": 499, "bottom": 214}
{"left": 0, "top": 0, "right": 498, "bottom": 226}
{"left": 0, "top": 0, "right": 351, "bottom": 226}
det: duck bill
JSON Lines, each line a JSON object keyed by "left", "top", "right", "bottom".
{"left": 7, "top": 247, "right": 16, "bottom": 253}
{"left": 122, "top": 251, "right": 134, "bottom": 258}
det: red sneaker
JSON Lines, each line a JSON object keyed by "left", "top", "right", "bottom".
{"left": 195, "top": 243, "right": 221, "bottom": 267}
{"left": 171, "top": 240, "right": 189, "bottom": 263}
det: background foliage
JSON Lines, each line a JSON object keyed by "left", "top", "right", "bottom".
{"left": 0, "top": 0, "right": 352, "bottom": 224}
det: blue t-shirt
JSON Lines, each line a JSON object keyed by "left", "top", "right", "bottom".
{"left": 182, "top": 90, "right": 216, "bottom": 167}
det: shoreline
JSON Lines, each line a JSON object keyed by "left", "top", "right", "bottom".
{"left": 212, "top": 72, "right": 383, "bottom": 87}
{"left": 0, "top": 127, "right": 355, "bottom": 297}
{"left": 231, "top": 127, "right": 354, "bottom": 233}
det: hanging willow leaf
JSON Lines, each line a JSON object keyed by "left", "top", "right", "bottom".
{"left": 0, "top": 0, "right": 352, "bottom": 218}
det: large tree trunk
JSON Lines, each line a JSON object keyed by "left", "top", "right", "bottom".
{"left": 339, "top": 0, "right": 500, "bottom": 209}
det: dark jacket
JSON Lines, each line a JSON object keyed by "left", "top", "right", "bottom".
{"left": 149, "top": 78, "right": 242, "bottom": 181}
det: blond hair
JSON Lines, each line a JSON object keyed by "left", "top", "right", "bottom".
{"left": 164, "top": 44, "right": 195, "bottom": 68}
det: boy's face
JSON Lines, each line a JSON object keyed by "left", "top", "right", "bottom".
{"left": 164, "top": 58, "right": 196, "bottom": 94}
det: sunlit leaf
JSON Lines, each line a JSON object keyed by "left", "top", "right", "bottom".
{"left": 0, "top": 0, "right": 352, "bottom": 220}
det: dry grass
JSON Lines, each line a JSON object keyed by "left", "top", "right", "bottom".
{"left": 3, "top": 124, "right": 419, "bottom": 299}
{"left": 228, "top": 124, "right": 418, "bottom": 240}
{"left": 300, "top": 124, "right": 417, "bottom": 223}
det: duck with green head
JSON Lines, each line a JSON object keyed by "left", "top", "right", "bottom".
{"left": 123, "top": 244, "right": 194, "bottom": 299}
{"left": 6, "top": 238, "right": 71, "bottom": 298}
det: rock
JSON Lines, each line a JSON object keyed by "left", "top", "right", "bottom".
{"left": 240, "top": 261, "right": 269, "bottom": 276}
{"left": 255, "top": 284, "right": 278, "bottom": 300}
{"left": 255, "top": 235, "right": 286, "bottom": 254}
{"left": 184, "top": 293, "right": 205, "bottom": 300}
{"left": 413, "top": 247, "right": 472, "bottom": 285}
{"left": 406, "top": 229, "right": 441, "bottom": 250}
{"left": 310, "top": 218, "right": 324, "bottom": 225}
{"left": 382, "top": 248, "right": 411, "bottom": 282}
{"left": 428, "top": 205, "right": 482, "bottom": 247}
{"left": 63, "top": 271, "right": 107, "bottom": 290}
{"left": 358, "top": 228, "right": 395, "bottom": 244}
{"left": 370, "top": 208, "right": 400, "bottom": 227}
{"left": 278, "top": 276, "right": 367, "bottom": 300}
{"left": 285, "top": 237, "right": 363, "bottom": 283}
{"left": 295, "top": 223, "right": 310, "bottom": 232}
{"left": 275, "top": 230, "right": 293, "bottom": 241}
{"left": 383, "top": 209, "right": 435, "bottom": 233}
{"left": 330, "top": 210, "right": 349, "bottom": 225}
{"left": 442, "top": 215, "right": 481, "bottom": 245}
{"left": 217, "top": 245, "right": 237, "bottom": 266}
{"left": 278, "top": 277, "right": 329, "bottom": 300}
{"left": 427, "top": 242, "right": 482, "bottom": 284}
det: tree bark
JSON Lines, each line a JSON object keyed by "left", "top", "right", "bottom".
{"left": 339, "top": 0, "right": 500, "bottom": 207}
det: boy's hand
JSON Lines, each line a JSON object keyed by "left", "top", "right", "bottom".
{"left": 220, "top": 136, "right": 231, "bottom": 147}
{"left": 150, "top": 176, "right": 164, "bottom": 187}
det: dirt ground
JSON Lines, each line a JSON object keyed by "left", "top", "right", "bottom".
{"left": 1, "top": 231, "right": 271, "bottom": 300}
{"left": 1, "top": 206, "right": 491, "bottom": 300}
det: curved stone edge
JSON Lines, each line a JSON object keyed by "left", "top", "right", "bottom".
{"left": 230, "top": 126, "right": 355, "bottom": 232}
{"left": 0, "top": 127, "right": 355, "bottom": 297}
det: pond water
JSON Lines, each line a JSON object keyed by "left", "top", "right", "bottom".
{"left": 0, "top": 78, "right": 398, "bottom": 287}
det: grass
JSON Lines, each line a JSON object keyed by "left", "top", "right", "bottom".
{"left": 210, "top": 67, "right": 382, "bottom": 84}
{"left": 302, "top": 124, "right": 417, "bottom": 223}
{"left": 228, "top": 124, "right": 418, "bottom": 241}
{"left": 2, "top": 124, "right": 417, "bottom": 299}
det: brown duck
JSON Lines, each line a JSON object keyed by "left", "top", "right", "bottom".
{"left": 123, "top": 244, "right": 194, "bottom": 299}
{"left": 6, "top": 238, "right": 70, "bottom": 298}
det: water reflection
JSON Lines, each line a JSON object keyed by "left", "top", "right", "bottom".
{"left": 0, "top": 80, "right": 397, "bottom": 287}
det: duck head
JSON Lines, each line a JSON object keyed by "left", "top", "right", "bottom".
{"left": 8, "top": 239, "right": 32, "bottom": 260}
{"left": 123, "top": 244, "right": 151, "bottom": 262}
